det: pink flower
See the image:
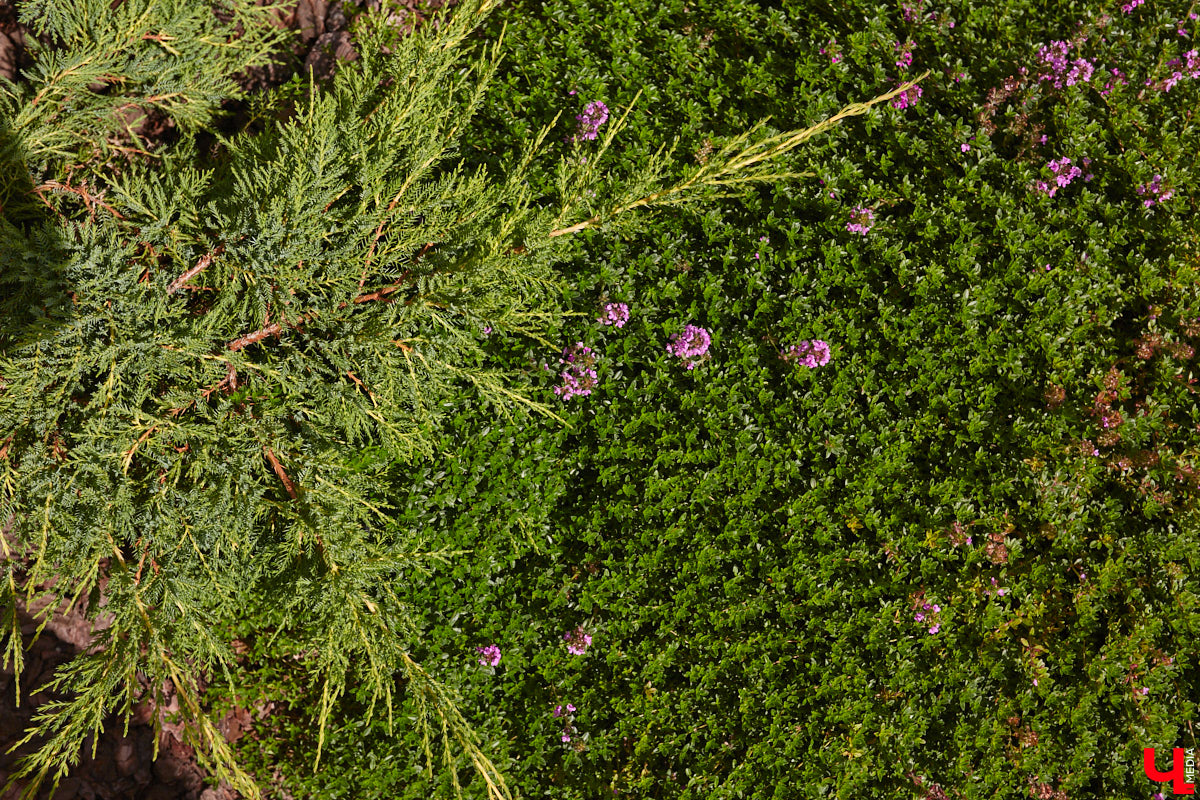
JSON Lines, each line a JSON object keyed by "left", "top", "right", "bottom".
{"left": 1139, "top": 687, "right": 1150, "bottom": 696}
{"left": 1138, "top": 174, "right": 1174, "bottom": 207}
{"left": 598, "top": 302, "right": 630, "bottom": 328}
{"left": 846, "top": 206, "right": 875, "bottom": 235}
{"left": 928, "top": 625, "right": 940, "bottom": 634}
{"left": 1033, "top": 157, "right": 1085, "bottom": 197}
{"left": 961, "top": 143, "right": 970, "bottom": 152}
{"left": 475, "top": 645, "right": 502, "bottom": 667}
{"left": 570, "top": 100, "right": 609, "bottom": 143}
{"left": 667, "top": 325, "right": 711, "bottom": 369}
{"left": 564, "top": 627, "right": 593, "bottom": 655}
{"left": 554, "top": 342, "right": 599, "bottom": 400}
{"left": 781, "top": 339, "right": 832, "bottom": 368}
{"left": 890, "top": 84, "right": 923, "bottom": 110}
{"left": 820, "top": 39, "right": 842, "bottom": 65}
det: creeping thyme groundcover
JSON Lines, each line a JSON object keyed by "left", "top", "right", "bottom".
{"left": 3, "top": 0, "right": 1200, "bottom": 799}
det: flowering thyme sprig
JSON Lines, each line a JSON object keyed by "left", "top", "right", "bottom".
{"left": 570, "top": 100, "right": 609, "bottom": 143}
{"left": 598, "top": 302, "right": 630, "bottom": 328}
{"left": 553, "top": 343, "right": 599, "bottom": 400}
{"left": 913, "top": 601, "right": 944, "bottom": 634}
{"left": 475, "top": 644, "right": 502, "bottom": 667}
{"left": 1136, "top": 174, "right": 1174, "bottom": 207}
{"left": 819, "top": 38, "right": 842, "bottom": 64}
{"left": 564, "top": 627, "right": 592, "bottom": 655}
{"left": 781, "top": 339, "right": 832, "bottom": 368}
{"left": 1036, "top": 39, "right": 1095, "bottom": 89}
{"left": 667, "top": 325, "right": 711, "bottom": 369}
{"left": 890, "top": 83, "right": 923, "bottom": 109}
{"left": 1031, "top": 156, "right": 1092, "bottom": 197}
{"left": 846, "top": 206, "right": 874, "bottom": 235}
{"left": 553, "top": 703, "right": 580, "bottom": 744}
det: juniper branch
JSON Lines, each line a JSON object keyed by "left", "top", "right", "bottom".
{"left": 548, "top": 71, "right": 932, "bottom": 237}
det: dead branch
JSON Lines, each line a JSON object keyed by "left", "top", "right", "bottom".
{"left": 168, "top": 245, "right": 224, "bottom": 295}
{"left": 263, "top": 447, "right": 299, "bottom": 500}
{"left": 227, "top": 312, "right": 315, "bottom": 352}
{"left": 34, "top": 179, "right": 126, "bottom": 220}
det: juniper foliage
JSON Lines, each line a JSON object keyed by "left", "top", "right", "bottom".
{"left": 0, "top": 0, "right": 920, "bottom": 796}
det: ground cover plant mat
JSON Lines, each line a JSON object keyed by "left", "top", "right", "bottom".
{"left": 2, "top": 0, "right": 1199, "bottom": 799}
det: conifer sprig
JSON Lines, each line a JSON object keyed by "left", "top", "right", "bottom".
{"left": 548, "top": 72, "right": 932, "bottom": 237}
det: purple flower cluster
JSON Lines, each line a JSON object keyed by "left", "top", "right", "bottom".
{"left": 1036, "top": 40, "right": 1094, "bottom": 89}
{"left": 475, "top": 645, "right": 502, "bottom": 667}
{"left": 781, "top": 339, "right": 832, "bottom": 368}
{"left": 1160, "top": 50, "right": 1200, "bottom": 92}
{"left": 554, "top": 703, "right": 579, "bottom": 743}
{"left": 1136, "top": 175, "right": 1174, "bottom": 208}
{"left": 553, "top": 342, "right": 599, "bottom": 400}
{"left": 597, "top": 302, "right": 630, "bottom": 328}
{"left": 914, "top": 601, "right": 943, "bottom": 635}
{"left": 667, "top": 324, "right": 711, "bottom": 369}
{"left": 1032, "top": 156, "right": 1092, "bottom": 197}
{"left": 894, "top": 40, "right": 913, "bottom": 70}
{"left": 900, "top": 0, "right": 949, "bottom": 25}
{"left": 1100, "top": 67, "right": 1128, "bottom": 96}
{"left": 890, "top": 83, "right": 923, "bottom": 109}
{"left": 564, "top": 627, "right": 592, "bottom": 655}
{"left": 983, "top": 577, "right": 1010, "bottom": 598}
{"left": 819, "top": 39, "right": 841, "bottom": 64}
{"left": 846, "top": 206, "right": 875, "bottom": 235}
{"left": 1120, "top": 0, "right": 1144, "bottom": 11}
{"left": 571, "top": 100, "right": 609, "bottom": 143}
